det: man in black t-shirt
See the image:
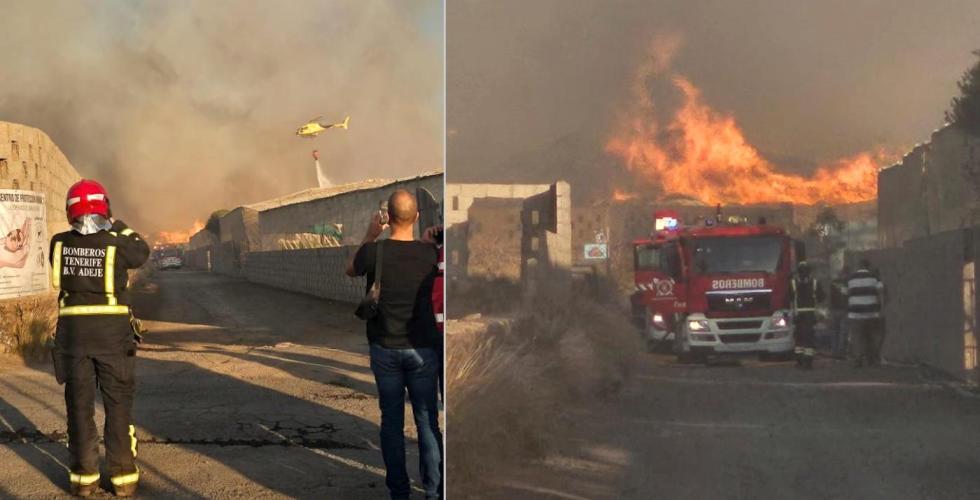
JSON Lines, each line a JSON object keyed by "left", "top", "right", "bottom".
{"left": 346, "top": 189, "right": 442, "bottom": 500}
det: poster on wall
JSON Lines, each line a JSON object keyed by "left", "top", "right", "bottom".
{"left": 0, "top": 190, "right": 48, "bottom": 299}
{"left": 584, "top": 243, "right": 608, "bottom": 260}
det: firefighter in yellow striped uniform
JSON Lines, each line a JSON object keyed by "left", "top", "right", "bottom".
{"left": 49, "top": 180, "right": 149, "bottom": 497}
{"left": 791, "top": 261, "right": 825, "bottom": 369}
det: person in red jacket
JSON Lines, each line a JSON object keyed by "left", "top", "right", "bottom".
{"left": 429, "top": 226, "right": 444, "bottom": 403}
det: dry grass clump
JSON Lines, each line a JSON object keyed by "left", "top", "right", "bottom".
{"left": 447, "top": 271, "right": 638, "bottom": 489}
{"left": 0, "top": 298, "right": 57, "bottom": 362}
{"left": 129, "top": 264, "right": 155, "bottom": 290}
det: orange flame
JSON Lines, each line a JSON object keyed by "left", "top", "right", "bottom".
{"left": 605, "top": 40, "right": 891, "bottom": 206}
{"left": 612, "top": 188, "right": 638, "bottom": 202}
{"left": 156, "top": 220, "right": 204, "bottom": 245}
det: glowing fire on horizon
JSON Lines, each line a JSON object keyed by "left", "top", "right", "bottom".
{"left": 605, "top": 37, "right": 893, "bottom": 206}
{"left": 155, "top": 219, "right": 204, "bottom": 245}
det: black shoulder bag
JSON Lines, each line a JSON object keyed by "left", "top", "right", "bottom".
{"left": 355, "top": 240, "right": 383, "bottom": 320}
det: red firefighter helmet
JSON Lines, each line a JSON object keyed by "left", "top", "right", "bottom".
{"left": 66, "top": 179, "right": 110, "bottom": 222}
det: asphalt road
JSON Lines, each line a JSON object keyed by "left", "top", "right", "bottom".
{"left": 483, "top": 348, "right": 980, "bottom": 499}
{"left": 0, "top": 270, "right": 417, "bottom": 499}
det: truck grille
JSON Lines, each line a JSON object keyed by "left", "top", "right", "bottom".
{"left": 717, "top": 320, "right": 764, "bottom": 330}
{"left": 719, "top": 334, "right": 761, "bottom": 343}
{"left": 707, "top": 290, "right": 771, "bottom": 313}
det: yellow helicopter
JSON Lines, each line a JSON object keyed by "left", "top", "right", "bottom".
{"left": 295, "top": 115, "right": 350, "bottom": 138}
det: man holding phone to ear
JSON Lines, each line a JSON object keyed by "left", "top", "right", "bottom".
{"left": 345, "top": 189, "right": 443, "bottom": 500}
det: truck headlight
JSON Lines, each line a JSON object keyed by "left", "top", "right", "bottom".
{"left": 688, "top": 319, "right": 709, "bottom": 332}
{"left": 652, "top": 313, "right": 666, "bottom": 328}
{"left": 771, "top": 312, "right": 788, "bottom": 329}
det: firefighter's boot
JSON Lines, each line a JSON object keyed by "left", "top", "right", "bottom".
{"left": 70, "top": 482, "right": 99, "bottom": 497}
{"left": 110, "top": 468, "right": 139, "bottom": 497}
{"left": 69, "top": 473, "right": 100, "bottom": 497}
{"left": 802, "top": 355, "right": 814, "bottom": 370}
{"left": 113, "top": 480, "right": 138, "bottom": 497}
{"left": 802, "top": 348, "right": 816, "bottom": 369}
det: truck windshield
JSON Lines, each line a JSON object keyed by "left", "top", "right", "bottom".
{"left": 635, "top": 245, "right": 660, "bottom": 270}
{"left": 692, "top": 236, "right": 782, "bottom": 274}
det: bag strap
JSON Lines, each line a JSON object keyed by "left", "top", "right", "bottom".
{"left": 373, "top": 240, "right": 384, "bottom": 293}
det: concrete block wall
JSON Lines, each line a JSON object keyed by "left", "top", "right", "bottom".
{"left": 190, "top": 173, "right": 442, "bottom": 303}
{"left": 0, "top": 122, "right": 82, "bottom": 349}
{"left": 219, "top": 207, "right": 260, "bottom": 250}
{"left": 189, "top": 229, "right": 219, "bottom": 251}
{"left": 211, "top": 241, "right": 243, "bottom": 277}
{"left": 851, "top": 226, "right": 978, "bottom": 384}
{"left": 184, "top": 247, "right": 211, "bottom": 271}
{"left": 258, "top": 173, "right": 443, "bottom": 250}
{"left": 244, "top": 247, "right": 365, "bottom": 303}
{"left": 0, "top": 121, "right": 81, "bottom": 246}
{"left": 878, "top": 125, "right": 980, "bottom": 248}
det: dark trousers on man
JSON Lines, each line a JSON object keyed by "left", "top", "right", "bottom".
{"left": 369, "top": 344, "right": 443, "bottom": 500}
{"left": 850, "top": 318, "right": 882, "bottom": 366}
{"left": 794, "top": 313, "right": 817, "bottom": 367}
{"left": 64, "top": 352, "right": 138, "bottom": 485}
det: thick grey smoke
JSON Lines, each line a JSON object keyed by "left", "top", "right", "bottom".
{"left": 0, "top": 0, "right": 443, "bottom": 238}
{"left": 448, "top": 0, "right": 980, "bottom": 194}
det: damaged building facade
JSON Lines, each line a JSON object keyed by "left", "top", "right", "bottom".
{"left": 445, "top": 182, "right": 572, "bottom": 282}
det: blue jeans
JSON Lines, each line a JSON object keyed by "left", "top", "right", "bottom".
{"left": 369, "top": 344, "right": 443, "bottom": 499}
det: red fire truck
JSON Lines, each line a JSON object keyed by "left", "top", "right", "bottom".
{"left": 631, "top": 209, "right": 799, "bottom": 362}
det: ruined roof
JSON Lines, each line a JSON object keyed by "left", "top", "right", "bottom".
{"left": 246, "top": 170, "right": 443, "bottom": 212}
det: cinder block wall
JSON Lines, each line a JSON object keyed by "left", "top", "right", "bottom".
{"left": 259, "top": 173, "right": 443, "bottom": 249}
{"left": 0, "top": 122, "right": 83, "bottom": 351}
{"left": 878, "top": 126, "right": 980, "bottom": 248}
{"left": 244, "top": 247, "right": 365, "bottom": 303}
{"left": 197, "top": 173, "right": 443, "bottom": 303}
{"left": 0, "top": 121, "right": 82, "bottom": 249}
{"left": 850, "top": 226, "right": 978, "bottom": 384}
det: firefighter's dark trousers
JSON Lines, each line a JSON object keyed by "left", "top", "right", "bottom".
{"left": 63, "top": 351, "right": 138, "bottom": 484}
{"left": 794, "top": 313, "right": 817, "bottom": 358}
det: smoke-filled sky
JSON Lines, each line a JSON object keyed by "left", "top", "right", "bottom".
{"left": 0, "top": 0, "right": 443, "bottom": 238}
{"left": 448, "top": 0, "right": 980, "bottom": 190}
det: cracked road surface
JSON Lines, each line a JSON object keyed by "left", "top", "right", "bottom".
{"left": 478, "top": 351, "right": 980, "bottom": 500}
{"left": 0, "top": 270, "right": 413, "bottom": 499}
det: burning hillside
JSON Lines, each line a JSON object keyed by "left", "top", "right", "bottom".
{"left": 605, "top": 38, "right": 892, "bottom": 206}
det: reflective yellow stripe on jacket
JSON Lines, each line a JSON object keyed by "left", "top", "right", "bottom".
{"left": 52, "top": 241, "right": 63, "bottom": 289}
{"left": 791, "top": 279, "right": 818, "bottom": 313}
{"left": 106, "top": 245, "right": 117, "bottom": 305}
{"left": 59, "top": 305, "right": 131, "bottom": 316}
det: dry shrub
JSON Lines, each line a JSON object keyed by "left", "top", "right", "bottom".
{"left": 129, "top": 264, "right": 155, "bottom": 290}
{"left": 0, "top": 298, "right": 57, "bottom": 362}
{"left": 447, "top": 269, "right": 638, "bottom": 490}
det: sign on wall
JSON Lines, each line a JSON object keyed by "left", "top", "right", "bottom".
{"left": 584, "top": 243, "right": 608, "bottom": 260}
{"left": 0, "top": 190, "right": 48, "bottom": 299}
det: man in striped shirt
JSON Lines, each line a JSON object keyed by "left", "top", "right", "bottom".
{"left": 846, "top": 259, "right": 885, "bottom": 367}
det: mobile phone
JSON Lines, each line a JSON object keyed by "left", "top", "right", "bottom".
{"left": 379, "top": 201, "right": 389, "bottom": 226}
